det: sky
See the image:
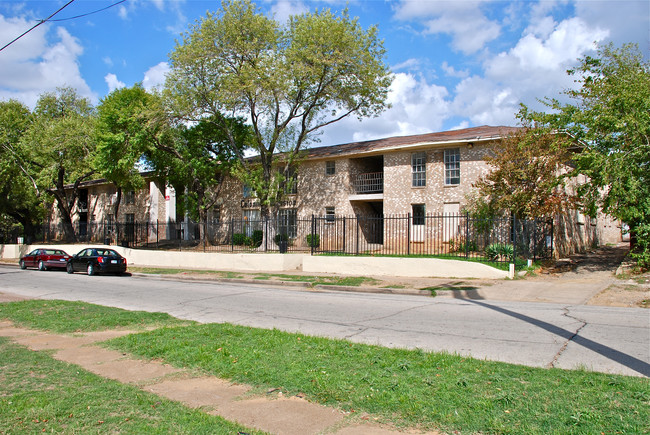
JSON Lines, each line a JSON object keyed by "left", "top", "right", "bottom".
{"left": 0, "top": 0, "right": 648, "bottom": 147}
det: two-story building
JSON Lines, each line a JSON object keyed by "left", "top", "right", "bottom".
{"left": 47, "top": 125, "right": 623, "bottom": 254}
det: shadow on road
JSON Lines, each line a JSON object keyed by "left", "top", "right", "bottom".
{"left": 466, "top": 299, "right": 650, "bottom": 377}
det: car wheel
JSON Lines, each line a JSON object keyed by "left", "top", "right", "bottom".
{"left": 38, "top": 260, "right": 47, "bottom": 271}
{"left": 87, "top": 263, "right": 96, "bottom": 276}
{"left": 19, "top": 260, "right": 26, "bottom": 270}
{"left": 66, "top": 263, "right": 74, "bottom": 274}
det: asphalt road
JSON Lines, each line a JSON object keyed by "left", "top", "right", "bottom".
{"left": 1, "top": 265, "right": 648, "bottom": 377}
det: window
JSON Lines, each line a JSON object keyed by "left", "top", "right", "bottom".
{"left": 243, "top": 184, "right": 254, "bottom": 198}
{"left": 278, "top": 208, "right": 297, "bottom": 238}
{"left": 282, "top": 168, "right": 298, "bottom": 195}
{"left": 210, "top": 206, "right": 221, "bottom": 224}
{"left": 325, "top": 207, "right": 335, "bottom": 223}
{"left": 444, "top": 148, "right": 460, "bottom": 185}
{"left": 325, "top": 161, "right": 336, "bottom": 175}
{"left": 412, "top": 204, "right": 425, "bottom": 225}
{"left": 411, "top": 152, "right": 426, "bottom": 187}
{"left": 125, "top": 190, "right": 135, "bottom": 204}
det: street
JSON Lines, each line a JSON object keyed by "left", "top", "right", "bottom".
{"left": 1, "top": 265, "right": 648, "bottom": 377}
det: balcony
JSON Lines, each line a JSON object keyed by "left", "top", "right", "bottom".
{"left": 353, "top": 172, "right": 383, "bottom": 194}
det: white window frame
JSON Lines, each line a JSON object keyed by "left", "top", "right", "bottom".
{"left": 411, "top": 152, "right": 426, "bottom": 187}
{"left": 444, "top": 148, "right": 460, "bottom": 186}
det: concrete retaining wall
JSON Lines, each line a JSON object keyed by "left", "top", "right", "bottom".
{"left": 1, "top": 244, "right": 507, "bottom": 279}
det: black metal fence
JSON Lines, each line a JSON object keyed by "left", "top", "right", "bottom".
{"left": 29, "top": 214, "right": 553, "bottom": 267}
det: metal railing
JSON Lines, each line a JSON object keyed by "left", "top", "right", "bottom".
{"left": 30, "top": 214, "right": 553, "bottom": 267}
{"left": 353, "top": 172, "right": 383, "bottom": 194}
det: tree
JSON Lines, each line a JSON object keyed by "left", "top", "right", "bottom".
{"left": 0, "top": 100, "right": 44, "bottom": 241}
{"left": 470, "top": 125, "right": 577, "bottom": 219}
{"left": 22, "top": 88, "right": 96, "bottom": 242}
{"left": 164, "top": 0, "right": 392, "bottom": 220}
{"left": 95, "top": 84, "right": 156, "bottom": 238}
{"left": 529, "top": 43, "right": 650, "bottom": 267}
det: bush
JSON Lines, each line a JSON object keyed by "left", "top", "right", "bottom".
{"left": 631, "top": 223, "right": 650, "bottom": 270}
{"left": 306, "top": 233, "right": 320, "bottom": 248}
{"left": 251, "top": 230, "right": 264, "bottom": 248}
{"left": 485, "top": 243, "right": 514, "bottom": 261}
{"left": 450, "top": 237, "right": 478, "bottom": 253}
{"left": 232, "top": 233, "right": 249, "bottom": 246}
{"left": 274, "top": 233, "right": 289, "bottom": 245}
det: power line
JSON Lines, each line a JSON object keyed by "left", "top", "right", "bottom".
{"left": 0, "top": 0, "right": 76, "bottom": 53}
{"left": 47, "top": 0, "right": 128, "bottom": 22}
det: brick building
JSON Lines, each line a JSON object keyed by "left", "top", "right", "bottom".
{"left": 49, "top": 125, "right": 623, "bottom": 254}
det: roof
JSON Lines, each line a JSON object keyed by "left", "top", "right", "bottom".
{"left": 303, "top": 125, "right": 522, "bottom": 160}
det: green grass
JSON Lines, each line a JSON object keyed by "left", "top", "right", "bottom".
{"left": 0, "top": 300, "right": 193, "bottom": 333}
{"left": 2, "top": 300, "right": 648, "bottom": 434}
{"left": 129, "top": 267, "right": 244, "bottom": 279}
{"left": 0, "top": 337, "right": 264, "bottom": 434}
{"left": 130, "top": 266, "right": 379, "bottom": 287}
{"left": 252, "top": 273, "right": 380, "bottom": 286}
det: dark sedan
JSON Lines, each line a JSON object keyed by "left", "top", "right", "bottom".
{"left": 66, "top": 248, "right": 128, "bottom": 276}
{"left": 20, "top": 248, "right": 71, "bottom": 271}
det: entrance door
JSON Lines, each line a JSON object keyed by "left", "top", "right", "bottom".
{"left": 410, "top": 204, "right": 425, "bottom": 243}
{"left": 443, "top": 202, "right": 460, "bottom": 242}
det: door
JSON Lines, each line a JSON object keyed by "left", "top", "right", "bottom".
{"left": 410, "top": 204, "right": 425, "bottom": 243}
{"left": 443, "top": 202, "right": 460, "bottom": 242}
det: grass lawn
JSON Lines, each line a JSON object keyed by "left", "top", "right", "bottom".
{"left": 2, "top": 300, "right": 648, "bottom": 434}
{"left": 0, "top": 337, "right": 264, "bottom": 434}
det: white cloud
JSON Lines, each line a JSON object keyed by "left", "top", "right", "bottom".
{"left": 0, "top": 16, "right": 95, "bottom": 107}
{"left": 142, "top": 62, "right": 170, "bottom": 91}
{"left": 318, "top": 73, "right": 450, "bottom": 145}
{"left": 393, "top": 1, "right": 501, "bottom": 54}
{"left": 574, "top": 0, "right": 649, "bottom": 53}
{"left": 270, "top": 1, "right": 309, "bottom": 22}
{"left": 451, "top": 16, "right": 609, "bottom": 126}
{"left": 104, "top": 73, "right": 125, "bottom": 93}
{"left": 441, "top": 61, "right": 469, "bottom": 78}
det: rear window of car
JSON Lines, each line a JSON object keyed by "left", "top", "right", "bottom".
{"left": 99, "top": 250, "right": 119, "bottom": 256}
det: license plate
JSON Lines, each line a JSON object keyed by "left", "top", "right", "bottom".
{"left": 59, "top": 259, "right": 65, "bottom": 262}
{"left": 111, "top": 260, "right": 117, "bottom": 264}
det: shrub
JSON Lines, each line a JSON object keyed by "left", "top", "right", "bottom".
{"left": 486, "top": 243, "right": 514, "bottom": 261}
{"left": 232, "top": 233, "right": 249, "bottom": 246}
{"left": 306, "top": 233, "right": 320, "bottom": 248}
{"left": 251, "top": 230, "right": 264, "bottom": 248}
{"left": 274, "top": 233, "right": 289, "bottom": 245}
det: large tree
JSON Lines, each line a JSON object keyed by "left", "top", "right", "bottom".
{"left": 471, "top": 125, "right": 577, "bottom": 219}
{"left": 0, "top": 100, "right": 44, "bottom": 241}
{"left": 95, "top": 84, "right": 156, "bottom": 234}
{"left": 22, "top": 88, "right": 96, "bottom": 242}
{"left": 530, "top": 43, "right": 650, "bottom": 267}
{"left": 164, "top": 0, "right": 392, "bottom": 219}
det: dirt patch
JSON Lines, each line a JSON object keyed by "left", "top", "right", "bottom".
{"left": 587, "top": 276, "right": 650, "bottom": 308}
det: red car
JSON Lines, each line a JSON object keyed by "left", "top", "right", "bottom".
{"left": 19, "top": 248, "right": 71, "bottom": 271}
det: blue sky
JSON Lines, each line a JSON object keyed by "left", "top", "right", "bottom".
{"left": 1, "top": 0, "right": 648, "bottom": 146}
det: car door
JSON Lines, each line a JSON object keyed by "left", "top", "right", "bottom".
{"left": 74, "top": 249, "right": 90, "bottom": 272}
{"left": 26, "top": 249, "right": 41, "bottom": 268}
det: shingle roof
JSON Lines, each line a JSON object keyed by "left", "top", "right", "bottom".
{"left": 303, "top": 125, "right": 522, "bottom": 159}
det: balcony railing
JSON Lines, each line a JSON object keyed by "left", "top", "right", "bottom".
{"left": 353, "top": 172, "right": 383, "bottom": 194}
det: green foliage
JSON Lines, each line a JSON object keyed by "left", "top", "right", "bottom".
{"left": 165, "top": 0, "right": 391, "bottom": 216}
{"left": 232, "top": 233, "right": 249, "bottom": 246}
{"left": 0, "top": 100, "right": 45, "bottom": 239}
{"left": 449, "top": 238, "right": 478, "bottom": 253}
{"left": 471, "top": 126, "right": 576, "bottom": 219}
{"left": 485, "top": 243, "right": 514, "bottom": 261}
{"left": 274, "top": 233, "right": 289, "bottom": 245}
{"left": 527, "top": 43, "right": 650, "bottom": 265}
{"left": 20, "top": 88, "right": 96, "bottom": 241}
{"left": 630, "top": 223, "right": 650, "bottom": 269}
{"left": 306, "top": 233, "right": 320, "bottom": 248}
{"left": 251, "top": 229, "right": 264, "bottom": 248}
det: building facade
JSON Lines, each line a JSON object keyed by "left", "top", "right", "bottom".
{"left": 49, "top": 125, "right": 624, "bottom": 254}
